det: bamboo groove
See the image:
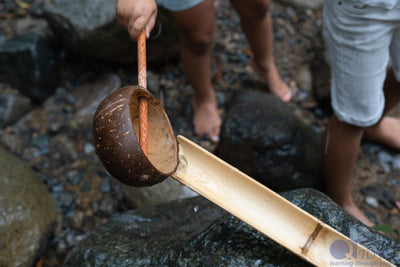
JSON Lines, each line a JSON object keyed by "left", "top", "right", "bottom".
{"left": 173, "top": 135, "right": 395, "bottom": 267}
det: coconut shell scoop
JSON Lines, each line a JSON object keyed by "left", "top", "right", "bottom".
{"left": 92, "top": 86, "right": 178, "bottom": 186}
{"left": 92, "top": 30, "right": 179, "bottom": 187}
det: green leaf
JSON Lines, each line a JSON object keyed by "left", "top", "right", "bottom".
{"left": 371, "top": 224, "right": 395, "bottom": 233}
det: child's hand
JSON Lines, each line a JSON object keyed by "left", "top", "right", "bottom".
{"left": 116, "top": 0, "right": 157, "bottom": 40}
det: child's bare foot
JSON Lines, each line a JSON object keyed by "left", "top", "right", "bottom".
{"left": 364, "top": 116, "right": 400, "bottom": 150}
{"left": 192, "top": 94, "right": 221, "bottom": 143}
{"left": 250, "top": 60, "right": 292, "bottom": 102}
{"left": 341, "top": 201, "right": 375, "bottom": 227}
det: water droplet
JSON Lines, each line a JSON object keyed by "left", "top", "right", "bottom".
{"left": 177, "top": 155, "right": 188, "bottom": 173}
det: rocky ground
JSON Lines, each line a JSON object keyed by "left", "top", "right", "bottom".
{"left": 0, "top": 0, "right": 399, "bottom": 266}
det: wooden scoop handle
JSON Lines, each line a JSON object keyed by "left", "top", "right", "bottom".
{"left": 138, "top": 30, "right": 148, "bottom": 156}
{"left": 138, "top": 30, "right": 147, "bottom": 88}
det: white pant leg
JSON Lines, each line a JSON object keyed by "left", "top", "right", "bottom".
{"left": 323, "top": 0, "right": 400, "bottom": 127}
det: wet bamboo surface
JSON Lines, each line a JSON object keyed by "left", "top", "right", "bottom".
{"left": 173, "top": 135, "right": 395, "bottom": 267}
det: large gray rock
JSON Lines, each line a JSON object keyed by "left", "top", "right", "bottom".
{"left": 63, "top": 189, "right": 400, "bottom": 266}
{"left": 284, "top": 189, "right": 400, "bottom": 263}
{"left": 123, "top": 177, "right": 198, "bottom": 208}
{"left": 0, "top": 146, "right": 58, "bottom": 267}
{"left": 0, "top": 33, "right": 60, "bottom": 103}
{"left": 216, "top": 91, "right": 323, "bottom": 192}
{"left": 43, "top": 0, "right": 179, "bottom": 64}
{"left": 63, "top": 197, "right": 227, "bottom": 266}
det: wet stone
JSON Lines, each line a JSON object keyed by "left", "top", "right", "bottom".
{"left": 217, "top": 90, "right": 323, "bottom": 192}
{"left": 392, "top": 155, "right": 400, "bottom": 170}
{"left": 31, "top": 134, "right": 50, "bottom": 150}
{"left": 80, "top": 180, "right": 92, "bottom": 192}
{"left": 0, "top": 32, "right": 59, "bottom": 103}
{"left": 66, "top": 170, "right": 83, "bottom": 186}
{"left": 83, "top": 142, "right": 95, "bottom": 154}
{"left": 99, "top": 178, "right": 111, "bottom": 193}
{"left": 0, "top": 146, "right": 58, "bottom": 267}
{"left": 0, "top": 126, "right": 25, "bottom": 154}
{"left": 64, "top": 189, "right": 400, "bottom": 266}
{"left": 361, "top": 185, "right": 396, "bottom": 209}
{"left": 97, "top": 197, "right": 117, "bottom": 216}
{"left": 68, "top": 211, "right": 84, "bottom": 229}
{"left": 43, "top": 1, "right": 179, "bottom": 64}
{"left": 365, "top": 197, "right": 379, "bottom": 209}
{"left": 52, "top": 191, "right": 76, "bottom": 212}
{"left": 362, "top": 142, "right": 382, "bottom": 155}
{"left": 0, "top": 85, "right": 33, "bottom": 128}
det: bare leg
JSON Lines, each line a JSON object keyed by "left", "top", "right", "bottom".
{"left": 171, "top": 0, "right": 221, "bottom": 143}
{"left": 323, "top": 115, "right": 374, "bottom": 227}
{"left": 230, "top": 0, "right": 291, "bottom": 102}
{"left": 323, "top": 69, "right": 400, "bottom": 227}
{"left": 364, "top": 68, "right": 400, "bottom": 149}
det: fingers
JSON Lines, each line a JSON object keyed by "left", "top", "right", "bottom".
{"left": 146, "top": 10, "right": 157, "bottom": 38}
{"left": 127, "top": 17, "right": 144, "bottom": 40}
{"left": 115, "top": 0, "right": 130, "bottom": 27}
{"left": 116, "top": 0, "right": 157, "bottom": 40}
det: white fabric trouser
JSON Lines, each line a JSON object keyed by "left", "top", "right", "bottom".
{"left": 323, "top": 0, "right": 400, "bottom": 127}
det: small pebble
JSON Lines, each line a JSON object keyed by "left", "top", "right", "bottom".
{"left": 392, "top": 154, "right": 400, "bottom": 170}
{"left": 365, "top": 196, "right": 379, "bottom": 209}
{"left": 69, "top": 211, "right": 84, "bottom": 229}
{"left": 99, "top": 178, "right": 111, "bottom": 193}
{"left": 83, "top": 142, "right": 95, "bottom": 154}
{"left": 378, "top": 151, "right": 393, "bottom": 172}
{"left": 390, "top": 207, "right": 399, "bottom": 215}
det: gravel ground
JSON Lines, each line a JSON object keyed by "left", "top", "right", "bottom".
{"left": 0, "top": 1, "right": 399, "bottom": 266}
